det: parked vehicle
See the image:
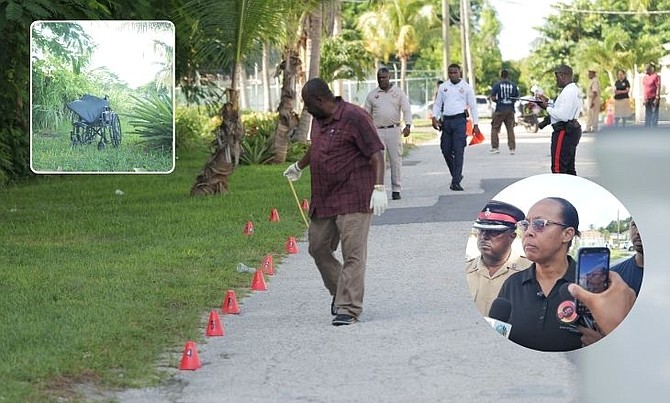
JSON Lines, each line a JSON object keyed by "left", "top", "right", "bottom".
{"left": 476, "top": 95, "right": 492, "bottom": 119}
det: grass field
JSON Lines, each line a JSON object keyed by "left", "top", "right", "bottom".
{"left": 0, "top": 149, "right": 311, "bottom": 402}
{"left": 31, "top": 119, "right": 173, "bottom": 173}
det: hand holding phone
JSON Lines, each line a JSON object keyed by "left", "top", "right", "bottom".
{"left": 576, "top": 247, "right": 610, "bottom": 318}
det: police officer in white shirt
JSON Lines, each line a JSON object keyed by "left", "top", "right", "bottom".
{"left": 431, "top": 64, "right": 481, "bottom": 191}
{"left": 537, "top": 64, "right": 583, "bottom": 175}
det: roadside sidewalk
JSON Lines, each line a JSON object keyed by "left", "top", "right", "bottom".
{"left": 111, "top": 126, "right": 593, "bottom": 403}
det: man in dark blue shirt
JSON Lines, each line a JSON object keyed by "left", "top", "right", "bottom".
{"left": 489, "top": 69, "right": 519, "bottom": 154}
{"left": 611, "top": 220, "right": 643, "bottom": 295}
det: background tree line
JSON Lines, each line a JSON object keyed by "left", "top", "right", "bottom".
{"left": 1, "top": 0, "right": 668, "bottom": 188}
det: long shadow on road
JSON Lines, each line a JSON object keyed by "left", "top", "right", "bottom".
{"left": 373, "top": 177, "right": 524, "bottom": 225}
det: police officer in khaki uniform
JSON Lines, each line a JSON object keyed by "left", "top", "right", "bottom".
{"left": 465, "top": 200, "right": 530, "bottom": 316}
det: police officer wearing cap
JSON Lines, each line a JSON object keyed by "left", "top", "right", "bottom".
{"left": 466, "top": 200, "right": 530, "bottom": 317}
{"left": 536, "top": 64, "right": 583, "bottom": 175}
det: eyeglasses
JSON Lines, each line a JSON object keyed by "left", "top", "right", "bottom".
{"left": 516, "top": 219, "right": 569, "bottom": 232}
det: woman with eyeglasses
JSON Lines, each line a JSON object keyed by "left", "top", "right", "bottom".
{"left": 496, "top": 197, "right": 583, "bottom": 351}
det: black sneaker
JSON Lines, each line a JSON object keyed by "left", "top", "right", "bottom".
{"left": 391, "top": 191, "right": 401, "bottom": 200}
{"left": 331, "top": 296, "right": 337, "bottom": 316}
{"left": 450, "top": 183, "right": 464, "bottom": 191}
{"left": 332, "top": 314, "right": 358, "bottom": 326}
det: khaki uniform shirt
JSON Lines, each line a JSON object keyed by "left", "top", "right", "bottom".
{"left": 465, "top": 253, "right": 531, "bottom": 316}
{"left": 588, "top": 77, "right": 600, "bottom": 102}
{"left": 364, "top": 84, "right": 412, "bottom": 128}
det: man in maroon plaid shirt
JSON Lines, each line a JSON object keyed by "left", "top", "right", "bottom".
{"left": 284, "top": 78, "right": 387, "bottom": 326}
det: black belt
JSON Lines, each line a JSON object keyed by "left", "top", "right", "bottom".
{"left": 551, "top": 119, "right": 579, "bottom": 131}
{"left": 377, "top": 124, "right": 398, "bottom": 129}
{"left": 442, "top": 113, "right": 466, "bottom": 120}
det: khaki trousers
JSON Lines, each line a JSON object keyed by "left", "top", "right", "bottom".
{"left": 586, "top": 100, "right": 599, "bottom": 131}
{"left": 308, "top": 212, "right": 372, "bottom": 318}
{"left": 377, "top": 127, "right": 402, "bottom": 192}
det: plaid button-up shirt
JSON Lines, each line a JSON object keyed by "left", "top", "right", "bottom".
{"left": 309, "top": 98, "right": 384, "bottom": 218}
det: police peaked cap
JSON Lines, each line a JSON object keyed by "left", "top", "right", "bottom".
{"left": 473, "top": 200, "right": 525, "bottom": 231}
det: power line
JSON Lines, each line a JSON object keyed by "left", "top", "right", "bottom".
{"left": 555, "top": 7, "right": 670, "bottom": 15}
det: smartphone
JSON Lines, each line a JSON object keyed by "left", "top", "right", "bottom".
{"left": 575, "top": 247, "right": 610, "bottom": 316}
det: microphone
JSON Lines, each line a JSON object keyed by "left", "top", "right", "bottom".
{"left": 485, "top": 298, "right": 512, "bottom": 338}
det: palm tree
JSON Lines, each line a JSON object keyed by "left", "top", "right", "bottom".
{"left": 179, "top": 0, "right": 292, "bottom": 195}
{"left": 269, "top": 0, "right": 323, "bottom": 163}
{"left": 293, "top": 3, "right": 324, "bottom": 143}
{"left": 358, "top": 0, "right": 437, "bottom": 93}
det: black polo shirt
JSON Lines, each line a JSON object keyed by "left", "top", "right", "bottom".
{"left": 497, "top": 256, "right": 582, "bottom": 352}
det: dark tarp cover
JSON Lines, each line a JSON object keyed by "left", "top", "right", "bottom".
{"left": 67, "top": 94, "right": 108, "bottom": 124}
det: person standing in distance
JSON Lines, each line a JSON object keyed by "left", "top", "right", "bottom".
{"left": 364, "top": 67, "right": 412, "bottom": 200}
{"left": 489, "top": 69, "right": 520, "bottom": 154}
{"left": 536, "top": 65, "right": 583, "bottom": 175}
{"left": 584, "top": 69, "right": 600, "bottom": 133}
{"left": 283, "top": 78, "right": 387, "bottom": 326}
{"left": 431, "top": 64, "right": 481, "bottom": 191}
{"left": 611, "top": 220, "right": 643, "bottom": 296}
{"left": 613, "top": 69, "right": 633, "bottom": 127}
{"left": 465, "top": 200, "right": 530, "bottom": 316}
{"left": 642, "top": 63, "right": 661, "bottom": 127}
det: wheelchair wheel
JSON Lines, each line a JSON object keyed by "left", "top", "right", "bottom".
{"left": 111, "top": 114, "right": 122, "bottom": 147}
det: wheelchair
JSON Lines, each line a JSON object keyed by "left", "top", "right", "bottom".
{"left": 67, "top": 94, "right": 122, "bottom": 150}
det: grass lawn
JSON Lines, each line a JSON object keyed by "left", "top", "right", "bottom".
{"left": 31, "top": 119, "right": 173, "bottom": 173}
{"left": 0, "top": 149, "right": 311, "bottom": 402}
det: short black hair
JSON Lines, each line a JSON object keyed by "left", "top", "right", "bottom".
{"left": 377, "top": 67, "right": 390, "bottom": 75}
{"left": 547, "top": 197, "right": 581, "bottom": 237}
{"left": 303, "top": 78, "right": 333, "bottom": 99}
{"left": 554, "top": 64, "right": 573, "bottom": 76}
{"left": 448, "top": 63, "right": 461, "bottom": 70}
{"left": 500, "top": 69, "right": 509, "bottom": 78}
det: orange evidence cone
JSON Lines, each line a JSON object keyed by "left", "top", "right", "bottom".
{"left": 269, "top": 208, "right": 280, "bottom": 222}
{"left": 243, "top": 220, "right": 255, "bottom": 236}
{"left": 221, "top": 290, "right": 240, "bottom": 314}
{"left": 605, "top": 107, "right": 614, "bottom": 127}
{"left": 179, "top": 341, "right": 202, "bottom": 370}
{"left": 469, "top": 131, "right": 485, "bottom": 146}
{"left": 261, "top": 254, "right": 275, "bottom": 276}
{"left": 251, "top": 269, "right": 268, "bottom": 291}
{"left": 466, "top": 118, "right": 473, "bottom": 136}
{"left": 285, "top": 236, "right": 299, "bottom": 254}
{"left": 206, "top": 310, "right": 225, "bottom": 337}
{"left": 300, "top": 199, "right": 310, "bottom": 211}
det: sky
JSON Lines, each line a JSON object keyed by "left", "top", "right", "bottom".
{"left": 492, "top": 173, "right": 631, "bottom": 230}
{"left": 79, "top": 21, "right": 175, "bottom": 89}
{"left": 492, "top": 0, "right": 568, "bottom": 61}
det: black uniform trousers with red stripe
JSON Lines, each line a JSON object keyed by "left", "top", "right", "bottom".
{"left": 550, "top": 121, "right": 582, "bottom": 175}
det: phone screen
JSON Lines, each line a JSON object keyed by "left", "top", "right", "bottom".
{"left": 576, "top": 247, "right": 610, "bottom": 315}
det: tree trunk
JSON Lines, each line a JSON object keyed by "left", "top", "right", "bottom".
{"left": 331, "top": 1, "right": 344, "bottom": 97}
{"left": 400, "top": 56, "right": 408, "bottom": 95}
{"left": 272, "top": 48, "right": 302, "bottom": 164}
{"left": 237, "top": 63, "right": 248, "bottom": 110}
{"left": 441, "top": 0, "right": 450, "bottom": 79}
{"left": 262, "top": 42, "right": 273, "bottom": 112}
{"left": 190, "top": 65, "right": 245, "bottom": 196}
{"left": 295, "top": 6, "right": 322, "bottom": 142}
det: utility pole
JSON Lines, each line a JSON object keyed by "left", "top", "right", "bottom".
{"left": 441, "top": 0, "right": 450, "bottom": 79}
{"left": 461, "top": 0, "right": 475, "bottom": 89}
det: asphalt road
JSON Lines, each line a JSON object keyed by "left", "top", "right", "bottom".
{"left": 107, "top": 124, "right": 601, "bottom": 403}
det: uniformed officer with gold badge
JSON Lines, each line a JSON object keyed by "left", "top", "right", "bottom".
{"left": 466, "top": 200, "right": 530, "bottom": 316}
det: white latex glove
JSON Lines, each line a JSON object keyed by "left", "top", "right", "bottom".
{"left": 369, "top": 187, "right": 387, "bottom": 216}
{"left": 283, "top": 162, "right": 302, "bottom": 181}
